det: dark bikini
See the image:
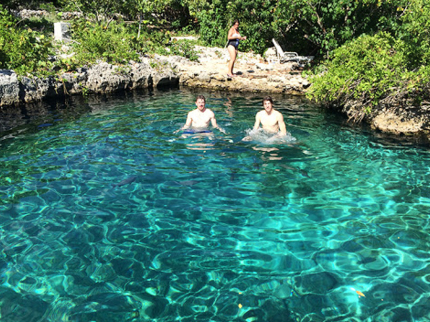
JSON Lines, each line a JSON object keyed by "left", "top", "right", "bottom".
{"left": 228, "top": 38, "right": 239, "bottom": 50}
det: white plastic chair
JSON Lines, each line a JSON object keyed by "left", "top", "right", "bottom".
{"left": 272, "top": 38, "right": 314, "bottom": 64}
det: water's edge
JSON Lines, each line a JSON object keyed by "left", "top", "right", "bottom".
{"left": 0, "top": 49, "right": 429, "bottom": 144}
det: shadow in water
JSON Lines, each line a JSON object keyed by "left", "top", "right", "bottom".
{"left": 0, "top": 89, "right": 156, "bottom": 139}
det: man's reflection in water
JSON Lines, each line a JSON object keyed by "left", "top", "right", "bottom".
{"left": 252, "top": 146, "right": 310, "bottom": 177}
{"left": 251, "top": 147, "right": 282, "bottom": 173}
{"left": 224, "top": 97, "right": 233, "bottom": 118}
{"left": 182, "top": 132, "right": 216, "bottom": 151}
{"left": 252, "top": 146, "right": 283, "bottom": 160}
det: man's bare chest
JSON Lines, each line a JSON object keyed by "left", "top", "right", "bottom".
{"left": 261, "top": 114, "right": 278, "bottom": 126}
{"left": 192, "top": 112, "right": 211, "bottom": 122}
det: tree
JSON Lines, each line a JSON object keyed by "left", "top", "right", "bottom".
{"left": 2, "top": 0, "right": 64, "bottom": 10}
{"left": 397, "top": 0, "right": 430, "bottom": 67}
{"left": 273, "top": 0, "right": 410, "bottom": 58}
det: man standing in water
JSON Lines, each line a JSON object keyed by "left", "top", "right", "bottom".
{"left": 243, "top": 96, "right": 287, "bottom": 140}
{"left": 176, "top": 95, "right": 226, "bottom": 133}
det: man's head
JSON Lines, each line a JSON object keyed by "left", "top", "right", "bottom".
{"left": 195, "top": 95, "right": 206, "bottom": 111}
{"left": 262, "top": 96, "right": 273, "bottom": 114}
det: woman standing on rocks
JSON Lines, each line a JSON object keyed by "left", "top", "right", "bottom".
{"left": 227, "top": 19, "right": 246, "bottom": 77}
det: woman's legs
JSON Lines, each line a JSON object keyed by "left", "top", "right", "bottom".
{"left": 227, "top": 45, "right": 237, "bottom": 76}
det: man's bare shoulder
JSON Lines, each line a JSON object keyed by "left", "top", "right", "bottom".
{"left": 204, "top": 108, "right": 215, "bottom": 117}
{"left": 273, "top": 109, "right": 284, "bottom": 117}
{"left": 188, "top": 109, "right": 200, "bottom": 116}
{"left": 256, "top": 110, "right": 266, "bottom": 117}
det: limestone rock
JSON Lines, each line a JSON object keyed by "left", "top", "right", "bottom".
{"left": 0, "top": 70, "right": 20, "bottom": 106}
{"left": 59, "top": 70, "right": 88, "bottom": 95}
{"left": 20, "top": 76, "right": 57, "bottom": 102}
{"left": 0, "top": 45, "right": 310, "bottom": 108}
{"left": 153, "top": 71, "right": 179, "bottom": 88}
{"left": 129, "top": 63, "right": 151, "bottom": 89}
{"left": 86, "top": 63, "right": 132, "bottom": 94}
{"left": 372, "top": 112, "right": 423, "bottom": 134}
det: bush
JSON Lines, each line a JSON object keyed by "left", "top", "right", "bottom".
{"left": 70, "top": 19, "right": 141, "bottom": 65}
{"left": 306, "top": 1, "right": 430, "bottom": 121}
{"left": 306, "top": 34, "right": 403, "bottom": 111}
{"left": 67, "top": 20, "right": 198, "bottom": 68}
{"left": 397, "top": 0, "right": 430, "bottom": 67}
{"left": 167, "top": 40, "right": 199, "bottom": 61}
{"left": 0, "top": 5, "right": 54, "bottom": 75}
{"left": 306, "top": 31, "right": 430, "bottom": 121}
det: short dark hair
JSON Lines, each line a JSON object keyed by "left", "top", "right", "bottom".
{"left": 262, "top": 96, "right": 273, "bottom": 105}
{"left": 233, "top": 19, "right": 239, "bottom": 26}
{"left": 196, "top": 95, "right": 206, "bottom": 102}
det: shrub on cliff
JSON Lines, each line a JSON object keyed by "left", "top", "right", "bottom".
{"left": 70, "top": 19, "right": 141, "bottom": 65}
{"left": 0, "top": 5, "right": 54, "bottom": 75}
{"left": 397, "top": 0, "right": 430, "bottom": 68}
{"left": 306, "top": 0, "right": 430, "bottom": 122}
{"left": 68, "top": 19, "right": 198, "bottom": 66}
{"left": 306, "top": 33, "right": 408, "bottom": 120}
{"left": 272, "top": 0, "right": 407, "bottom": 58}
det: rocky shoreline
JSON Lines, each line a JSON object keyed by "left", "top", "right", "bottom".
{"left": 1, "top": 46, "right": 429, "bottom": 143}
{"left": 0, "top": 47, "right": 310, "bottom": 108}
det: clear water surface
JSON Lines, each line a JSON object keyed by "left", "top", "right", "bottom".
{"left": 1, "top": 89, "right": 430, "bottom": 321}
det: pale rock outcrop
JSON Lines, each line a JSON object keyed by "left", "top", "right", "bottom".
{"left": 0, "top": 70, "right": 20, "bottom": 106}
{"left": 0, "top": 46, "right": 313, "bottom": 109}
{"left": 372, "top": 112, "right": 424, "bottom": 134}
{"left": 86, "top": 62, "right": 132, "bottom": 93}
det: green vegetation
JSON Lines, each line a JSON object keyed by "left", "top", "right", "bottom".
{"left": 306, "top": 0, "right": 430, "bottom": 120}
{"left": 70, "top": 20, "right": 141, "bottom": 65}
{"left": 306, "top": 32, "right": 408, "bottom": 121}
{"left": 0, "top": 5, "right": 54, "bottom": 75}
{"left": 0, "top": 2, "right": 198, "bottom": 76}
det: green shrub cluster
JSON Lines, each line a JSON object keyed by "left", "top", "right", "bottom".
{"left": 0, "top": 3, "right": 199, "bottom": 76}
{"left": 70, "top": 20, "right": 141, "bottom": 65}
{"left": 306, "top": 33, "right": 407, "bottom": 109}
{"left": 306, "top": 0, "right": 430, "bottom": 119}
{"left": 0, "top": 5, "right": 54, "bottom": 75}
{"left": 68, "top": 20, "right": 198, "bottom": 66}
{"left": 167, "top": 40, "right": 199, "bottom": 61}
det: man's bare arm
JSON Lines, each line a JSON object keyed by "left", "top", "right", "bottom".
{"left": 182, "top": 112, "right": 193, "bottom": 129}
{"left": 278, "top": 113, "right": 287, "bottom": 136}
{"left": 174, "top": 112, "right": 192, "bottom": 133}
{"left": 211, "top": 115, "right": 226, "bottom": 133}
{"left": 253, "top": 113, "right": 261, "bottom": 131}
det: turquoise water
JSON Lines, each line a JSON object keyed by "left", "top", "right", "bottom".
{"left": 1, "top": 89, "right": 430, "bottom": 321}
